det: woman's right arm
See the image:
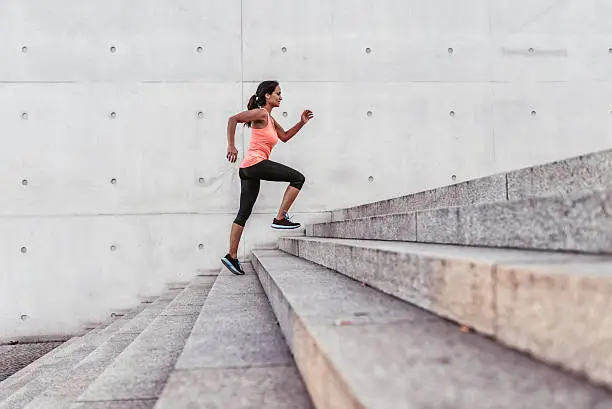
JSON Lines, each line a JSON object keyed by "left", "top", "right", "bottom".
{"left": 226, "top": 109, "right": 267, "bottom": 163}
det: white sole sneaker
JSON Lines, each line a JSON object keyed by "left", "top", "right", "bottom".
{"left": 270, "top": 223, "right": 301, "bottom": 230}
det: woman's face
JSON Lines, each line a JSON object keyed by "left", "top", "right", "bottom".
{"left": 267, "top": 86, "right": 282, "bottom": 107}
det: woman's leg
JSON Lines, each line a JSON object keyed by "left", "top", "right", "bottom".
{"left": 228, "top": 223, "right": 243, "bottom": 259}
{"left": 229, "top": 176, "right": 261, "bottom": 257}
{"left": 277, "top": 186, "right": 301, "bottom": 220}
{"left": 244, "top": 160, "right": 305, "bottom": 219}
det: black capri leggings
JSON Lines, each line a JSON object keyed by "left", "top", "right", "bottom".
{"left": 233, "top": 160, "right": 305, "bottom": 227}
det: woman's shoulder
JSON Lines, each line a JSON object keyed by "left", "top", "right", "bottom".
{"left": 252, "top": 107, "right": 269, "bottom": 118}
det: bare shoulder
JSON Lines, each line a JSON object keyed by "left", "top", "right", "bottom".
{"left": 250, "top": 108, "right": 269, "bottom": 128}
{"left": 232, "top": 108, "right": 267, "bottom": 124}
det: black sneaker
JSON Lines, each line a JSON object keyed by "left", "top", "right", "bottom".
{"left": 221, "top": 253, "right": 245, "bottom": 275}
{"left": 271, "top": 211, "right": 301, "bottom": 229}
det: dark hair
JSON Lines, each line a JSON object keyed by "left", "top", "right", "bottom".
{"left": 245, "top": 80, "right": 279, "bottom": 127}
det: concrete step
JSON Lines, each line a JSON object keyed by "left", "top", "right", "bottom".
{"left": 0, "top": 304, "right": 158, "bottom": 394}
{"left": 0, "top": 320, "right": 120, "bottom": 403}
{"left": 67, "top": 276, "right": 216, "bottom": 409}
{"left": 279, "top": 236, "right": 612, "bottom": 389}
{"left": 154, "top": 264, "right": 313, "bottom": 409}
{"left": 331, "top": 148, "right": 612, "bottom": 222}
{"left": 20, "top": 280, "right": 215, "bottom": 409}
{"left": 252, "top": 249, "right": 612, "bottom": 408}
{"left": 0, "top": 289, "right": 184, "bottom": 409}
{"left": 310, "top": 187, "right": 612, "bottom": 255}
{"left": 0, "top": 328, "right": 105, "bottom": 396}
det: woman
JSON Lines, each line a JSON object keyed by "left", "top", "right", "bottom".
{"left": 221, "top": 80, "right": 314, "bottom": 275}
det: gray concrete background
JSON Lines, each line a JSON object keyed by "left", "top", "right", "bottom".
{"left": 1, "top": 0, "right": 611, "bottom": 339}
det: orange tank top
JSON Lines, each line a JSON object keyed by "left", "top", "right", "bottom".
{"left": 240, "top": 109, "right": 279, "bottom": 168}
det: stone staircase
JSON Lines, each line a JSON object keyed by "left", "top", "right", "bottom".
{"left": 1, "top": 148, "right": 612, "bottom": 408}
{"left": 252, "top": 249, "right": 612, "bottom": 408}
{"left": 0, "top": 271, "right": 314, "bottom": 409}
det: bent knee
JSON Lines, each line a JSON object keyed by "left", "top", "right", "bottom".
{"left": 290, "top": 172, "right": 305, "bottom": 190}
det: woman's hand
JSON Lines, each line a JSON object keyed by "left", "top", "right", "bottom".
{"left": 227, "top": 145, "right": 238, "bottom": 163}
{"left": 301, "top": 109, "right": 314, "bottom": 125}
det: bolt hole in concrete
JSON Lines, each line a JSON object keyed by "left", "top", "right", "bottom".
{"left": 110, "top": 245, "right": 117, "bottom": 251}
{"left": 196, "top": 46, "right": 204, "bottom": 53}
{"left": 452, "top": 174, "right": 457, "bottom": 181}
{"left": 197, "top": 111, "right": 204, "bottom": 119}
{"left": 528, "top": 47, "right": 535, "bottom": 53}
{"left": 21, "top": 45, "right": 28, "bottom": 53}
{"left": 20, "top": 315, "right": 29, "bottom": 322}
{"left": 21, "top": 179, "right": 28, "bottom": 186}
{"left": 198, "top": 177, "right": 205, "bottom": 184}
{"left": 365, "top": 47, "right": 371, "bottom": 54}
{"left": 20, "top": 246, "right": 27, "bottom": 254}
{"left": 366, "top": 111, "right": 373, "bottom": 117}
{"left": 110, "top": 112, "right": 117, "bottom": 119}
{"left": 110, "top": 46, "right": 117, "bottom": 53}
{"left": 531, "top": 110, "right": 537, "bottom": 116}
{"left": 368, "top": 176, "right": 374, "bottom": 183}
{"left": 198, "top": 244, "right": 204, "bottom": 250}
{"left": 608, "top": 48, "right": 612, "bottom": 53}
{"left": 449, "top": 110, "right": 455, "bottom": 117}
{"left": 110, "top": 178, "right": 117, "bottom": 184}
{"left": 282, "top": 111, "right": 288, "bottom": 117}
{"left": 281, "top": 46, "right": 287, "bottom": 53}
{"left": 21, "top": 112, "right": 28, "bottom": 120}
{"left": 448, "top": 47, "right": 454, "bottom": 54}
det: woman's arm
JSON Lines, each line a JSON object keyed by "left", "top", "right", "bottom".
{"left": 274, "top": 109, "right": 314, "bottom": 143}
{"left": 226, "top": 109, "right": 267, "bottom": 163}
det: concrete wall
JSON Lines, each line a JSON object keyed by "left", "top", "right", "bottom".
{"left": 1, "top": 0, "right": 611, "bottom": 340}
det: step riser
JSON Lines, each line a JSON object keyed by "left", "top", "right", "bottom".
{"left": 313, "top": 189, "right": 612, "bottom": 255}
{"left": 279, "top": 237, "right": 612, "bottom": 389}
{"left": 332, "top": 149, "right": 612, "bottom": 221}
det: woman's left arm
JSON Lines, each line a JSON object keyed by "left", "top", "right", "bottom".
{"left": 274, "top": 109, "right": 314, "bottom": 142}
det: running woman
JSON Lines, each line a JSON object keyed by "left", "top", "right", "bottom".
{"left": 221, "top": 80, "right": 314, "bottom": 275}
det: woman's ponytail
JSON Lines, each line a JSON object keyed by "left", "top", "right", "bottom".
{"left": 247, "top": 94, "right": 259, "bottom": 111}
{"left": 244, "top": 80, "right": 279, "bottom": 128}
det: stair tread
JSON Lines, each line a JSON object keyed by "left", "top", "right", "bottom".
{"left": 67, "top": 278, "right": 215, "bottom": 408}
{"left": 154, "top": 264, "right": 313, "bottom": 409}
{"left": 20, "top": 285, "right": 201, "bottom": 409}
{"left": 0, "top": 289, "right": 185, "bottom": 409}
